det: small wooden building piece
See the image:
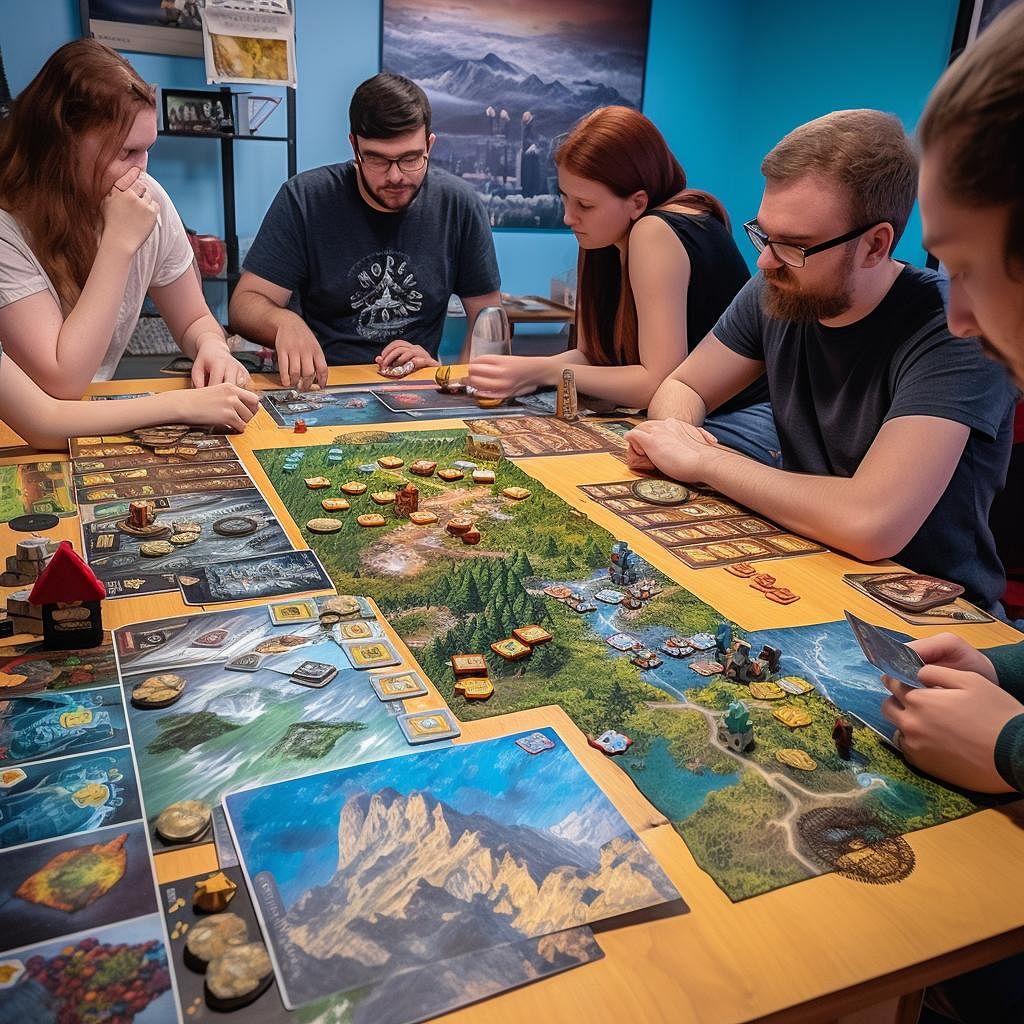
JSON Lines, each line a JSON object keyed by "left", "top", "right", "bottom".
{"left": 28, "top": 542, "right": 105, "bottom": 650}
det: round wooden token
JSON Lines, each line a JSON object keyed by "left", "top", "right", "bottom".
{"left": 502, "top": 486, "right": 531, "bottom": 500}
{"left": 307, "top": 517, "right": 344, "bottom": 534}
{"left": 172, "top": 519, "right": 202, "bottom": 534}
{"left": 356, "top": 513, "right": 387, "bottom": 527}
{"left": 117, "top": 520, "right": 170, "bottom": 538}
{"left": 377, "top": 456, "right": 404, "bottom": 469}
{"left": 8, "top": 513, "right": 60, "bottom": 533}
{"left": 184, "top": 913, "right": 248, "bottom": 972}
{"left": 341, "top": 481, "right": 367, "bottom": 495}
{"left": 437, "top": 468, "right": 464, "bottom": 481}
{"left": 140, "top": 540, "right": 175, "bottom": 557}
{"left": 409, "top": 511, "right": 438, "bottom": 525}
{"left": 205, "top": 942, "right": 274, "bottom": 1011}
{"left": 155, "top": 800, "right": 212, "bottom": 843}
{"left": 132, "top": 672, "right": 186, "bottom": 709}
{"left": 370, "top": 491, "right": 396, "bottom": 505}
{"left": 213, "top": 516, "right": 258, "bottom": 537}
{"left": 630, "top": 478, "right": 692, "bottom": 505}
{"left": 169, "top": 532, "right": 201, "bottom": 546}
{"left": 321, "top": 497, "right": 350, "bottom": 512}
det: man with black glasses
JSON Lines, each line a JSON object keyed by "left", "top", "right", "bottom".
{"left": 230, "top": 72, "right": 500, "bottom": 387}
{"left": 626, "top": 109, "right": 1016, "bottom": 613}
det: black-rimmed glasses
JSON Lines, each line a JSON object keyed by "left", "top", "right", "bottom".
{"left": 743, "top": 219, "right": 878, "bottom": 268}
{"left": 355, "top": 144, "right": 429, "bottom": 174}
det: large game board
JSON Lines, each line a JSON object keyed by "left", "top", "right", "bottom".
{"left": 0, "top": 460, "right": 75, "bottom": 521}
{"left": 256, "top": 431, "right": 997, "bottom": 901}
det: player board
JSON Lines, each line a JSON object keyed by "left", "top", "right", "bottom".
{"left": 461, "top": 415, "right": 635, "bottom": 458}
{"left": 255, "top": 431, "right": 1000, "bottom": 902}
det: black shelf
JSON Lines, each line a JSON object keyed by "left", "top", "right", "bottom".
{"left": 159, "top": 130, "right": 290, "bottom": 143}
{"left": 157, "top": 86, "right": 297, "bottom": 301}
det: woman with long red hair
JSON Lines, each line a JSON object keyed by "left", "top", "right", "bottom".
{"left": 0, "top": 39, "right": 251, "bottom": 397}
{"left": 468, "top": 105, "right": 776, "bottom": 459}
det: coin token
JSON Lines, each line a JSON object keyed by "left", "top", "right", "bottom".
{"left": 155, "top": 800, "right": 212, "bottom": 843}
{"left": 172, "top": 519, "right": 202, "bottom": 534}
{"left": 140, "top": 540, "right": 175, "bottom": 557}
{"left": 132, "top": 672, "right": 186, "bottom": 709}
{"left": 307, "top": 517, "right": 344, "bottom": 534}
{"left": 341, "top": 481, "right": 367, "bottom": 495}
{"left": 170, "top": 532, "right": 201, "bottom": 546}
{"left": 630, "top": 478, "right": 692, "bottom": 505}
{"left": 213, "top": 516, "right": 258, "bottom": 537}
{"left": 8, "top": 513, "right": 60, "bottom": 533}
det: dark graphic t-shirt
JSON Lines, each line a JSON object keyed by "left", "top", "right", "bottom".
{"left": 243, "top": 162, "right": 500, "bottom": 364}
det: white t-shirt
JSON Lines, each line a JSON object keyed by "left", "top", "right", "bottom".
{"left": 0, "top": 174, "right": 195, "bottom": 380}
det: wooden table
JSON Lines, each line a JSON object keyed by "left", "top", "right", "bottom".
{"left": 3, "top": 366, "right": 1023, "bottom": 1024}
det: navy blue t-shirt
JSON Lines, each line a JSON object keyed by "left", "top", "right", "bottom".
{"left": 713, "top": 265, "right": 1016, "bottom": 610}
{"left": 243, "top": 162, "right": 500, "bottom": 364}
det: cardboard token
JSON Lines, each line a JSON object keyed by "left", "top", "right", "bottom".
{"left": 8, "top": 513, "right": 60, "bottom": 533}
{"left": 213, "top": 516, "right": 258, "bottom": 537}
{"left": 140, "top": 540, "right": 175, "bottom": 557}
{"left": 357, "top": 513, "right": 387, "bottom": 527}
{"left": 445, "top": 516, "right": 474, "bottom": 536}
{"left": 320, "top": 594, "right": 361, "bottom": 618}
{"left": 370, "top": 670, "right": 429, "bottom": 701}
{"left": 409, "top": 460, "right": 437, "bottom": 476}
{"left": 461, "top": 677, "right": 494, "bottom": 700}
{"left": 304, "top": 477, "right": 332, "bottom": 489}
{"left": 502, "top": 486, "right": 531, "bottom": 500}
{"left": 307, "top": 517, "right": 344, "bottom": 534}
{"left": 370, "top": 491, "right": 396, "bottom": 505}
{"left": 377, "top": 456, "right": 404, "bottom": 469}
{"left": 204, "top": 941, "right": 274, "bottom": 1011}
{"left": 155, "top": 799, "right": 212, "bottom": 843}
{"left": 472, "top": 468, "right": 496, "bottom": 484}
{"left": 491, "top": 637, "right": 531, "bottom": 661}
{"left": 132, "top": 672, "right": 186, "bottom": 708}
{"left": 630, "top": 478, "right": 692, "bottom": 505}
{"left": 396, "top": 708, "right": 461, "bottom": 744}
{"left": 512, "top": 624, "right": 552, "bottom": 645}
{"left": 451, "top": 653, "right": 488, "bottom": 676}
{"left": 773, "top": 706, "right": 813, "bottom": 728}
{"left": 321, "top": 497, "right": 351, "bottom": 512}
{"left": 169, "top": 532, "right": 201, "bottom": 546}
{"left": 437, "top": 468, "right": 464, "bottom": 481}
{"left": 748, "top": 681, "right": 786, "bottom": 700}
{"left": 409, "top": 511, "right": 438, "bottom": 525}
{"left": 776, "top": 748, "right": 817, "bottom": 771}
{"left": 341, "top": 481, "right": 367, "bottom": 495}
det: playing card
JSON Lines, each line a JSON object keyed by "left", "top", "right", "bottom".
{"left": 844, "top": 611, "right": 923, "bottom": 688}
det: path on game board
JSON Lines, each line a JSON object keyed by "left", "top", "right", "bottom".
{"left": 361, "top": 484, "right": 506, "bottom": 577}
{"left": 646, "top": 699, "right": 881, "bottom": 873}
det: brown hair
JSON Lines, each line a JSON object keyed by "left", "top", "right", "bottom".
{"left": 919, "top": 2, "right": 1024, "bottom": 275}
{"left": 761, "top": 109, "right": 917, "bottom": 253}
{"left": 556, "top": 105, "right": 729, "bottom": 367}
{"left": 0, "top": 39, "right": 155, "bottom": 309}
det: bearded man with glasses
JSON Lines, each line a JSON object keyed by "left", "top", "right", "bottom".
{"left": 230, "top": 72, "right": 500, "bottom": 387}
{"left": 627, "top": 109, "right": 1016, "bottom": 614}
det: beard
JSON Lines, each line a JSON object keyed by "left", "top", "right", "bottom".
{"left": 761, "top": 248, "right": 857, "bottom": 322}
{"left": 356, "top": 163, "right": 423, "bottom": 211}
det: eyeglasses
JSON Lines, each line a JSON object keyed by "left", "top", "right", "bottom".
{"left": 743, "top": 219, "right": 878, "bottom": 268}
{"left": 355, "top": 145, "right": 429, "bottom": 174}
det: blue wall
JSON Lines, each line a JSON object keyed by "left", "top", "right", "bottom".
{"left": 0, "top": 0, "right": 958, "bottom": 297}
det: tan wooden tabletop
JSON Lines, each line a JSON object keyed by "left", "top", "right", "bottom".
{"left": 3, "top": 366, "right": 1022, "bottom": 1024}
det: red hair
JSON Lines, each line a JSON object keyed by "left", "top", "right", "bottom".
{"left": 556, "top": 106, "right": 728, "bottom": 366}
{"left": 0, "top": 39, "right": 155, "bottom": 310}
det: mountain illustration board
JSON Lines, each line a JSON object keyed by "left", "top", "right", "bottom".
{"left": 224, "top": 728, "right": 681, "bottom": 1008}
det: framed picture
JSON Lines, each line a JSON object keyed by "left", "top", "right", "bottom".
{"left": 949, "top": 0, "right": 1019, "bottom": 58}
{"left": 381, "top": 0, "right": 651, "bottom": 230}
{"left": 162, "top": 88, "right": 235, "bottom": 136}
{"left": 80, "top": 1, "right": 204, "bottom": 58}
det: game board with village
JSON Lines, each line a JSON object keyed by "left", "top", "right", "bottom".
{"left": 0, "top": 406, "right": 1006, "bottom": 1023}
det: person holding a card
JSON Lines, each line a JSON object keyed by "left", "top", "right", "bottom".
{"left": 0, "top": 40, "right": 253, "bottom": 396}
{"left": 229, "top": 72, "right": 502, "bottom": 388}
{"left": 881, "top": 3, "right": 1024, "bottom": 805}
{"left": 625, "top": 109, "right": 1016, "bottom": 614}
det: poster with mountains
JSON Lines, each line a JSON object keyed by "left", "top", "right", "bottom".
{"left": 382, "top": 0, "right": 651, "bottom": 227}
{"left": 224, "top": 728, "right": 681, "bottom": 1008}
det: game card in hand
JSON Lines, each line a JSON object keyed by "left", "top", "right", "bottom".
{"left": 844, "top": 611, "right": 923, "bottom": 688}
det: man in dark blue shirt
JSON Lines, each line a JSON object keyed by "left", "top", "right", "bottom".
{"left": 626, "top": 109, "right": 1016, "bottom": 612}
{"left": 230, "top": 73, "right": 500, "bottom": 388}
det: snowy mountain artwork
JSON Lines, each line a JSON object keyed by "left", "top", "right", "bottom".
{"left": 382, "top": 0, "right": 651, "bottom": 227}
{"left": 224, "top": 727, "right": 680, "bottom": 1007}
